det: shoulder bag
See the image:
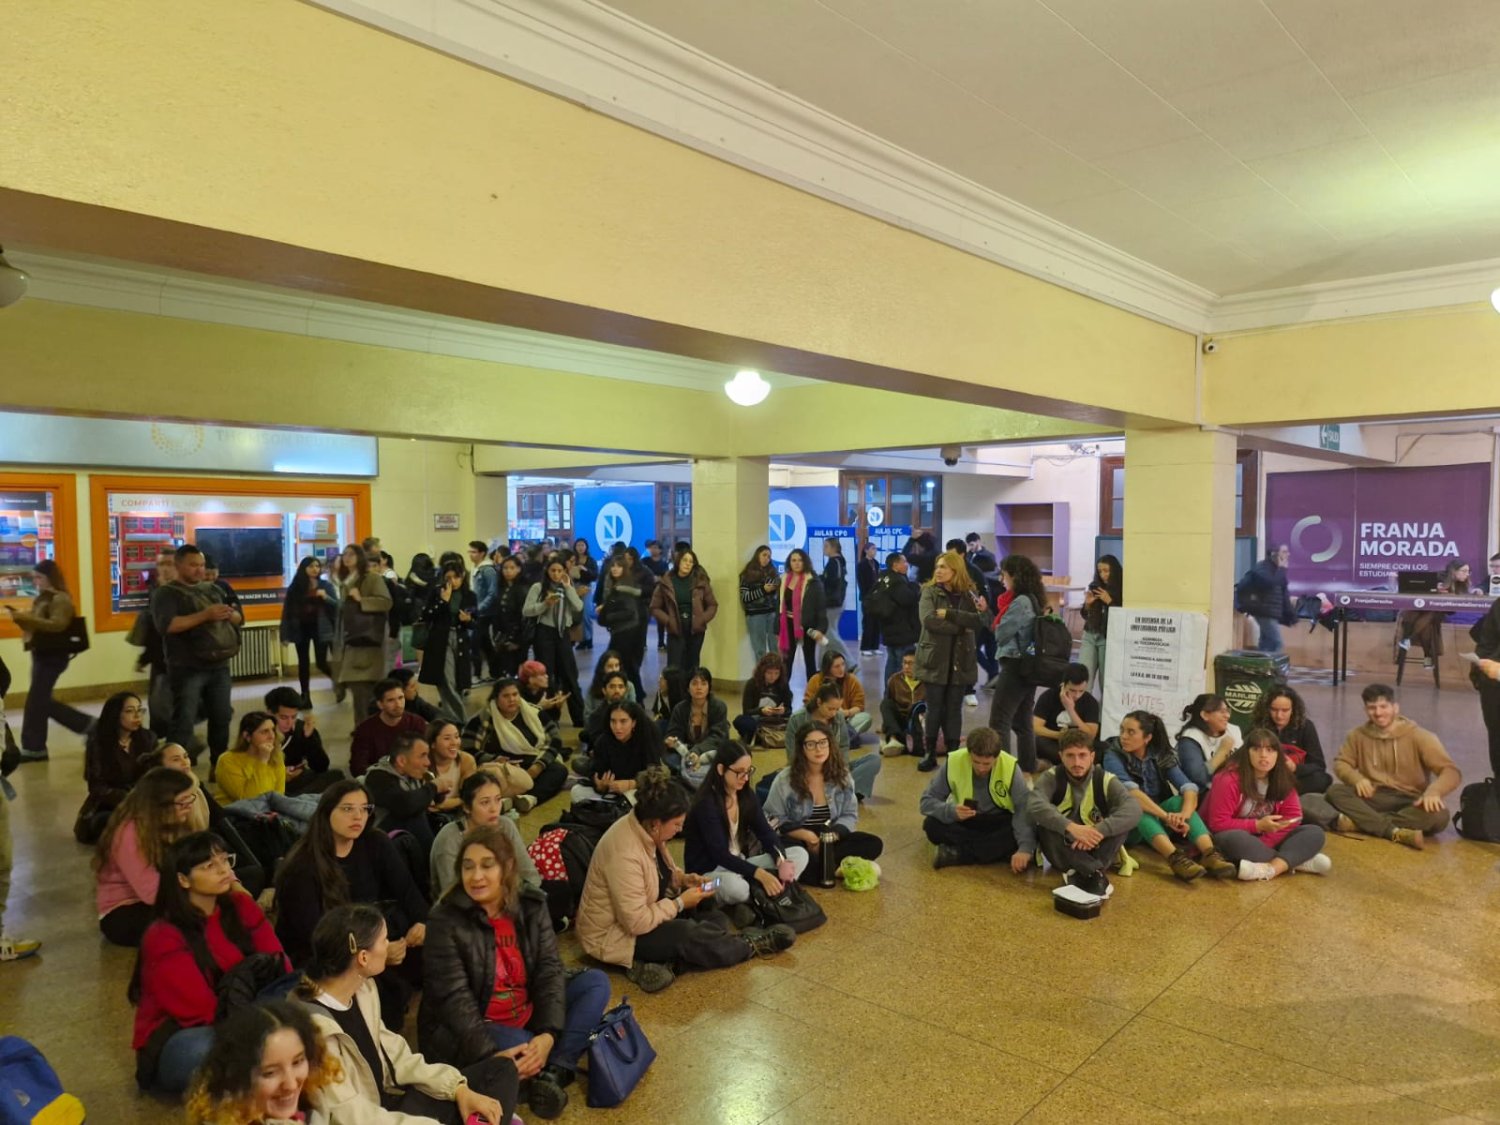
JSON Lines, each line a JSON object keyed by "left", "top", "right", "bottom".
{"left": 28, "top": 615, "right": 90, "bottom": 658}
{"left": 748, "top": 877, "right": 826, "bottom": 933}
{"left": 585, "top": 997, "right": 656, "bottom": 1108}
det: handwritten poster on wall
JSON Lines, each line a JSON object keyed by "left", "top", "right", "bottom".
{"left": 1100, "top": 608, "right": 1208, "bottom": 739}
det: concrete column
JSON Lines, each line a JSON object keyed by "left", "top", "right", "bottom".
{"left": 1123, "top": 427, "right": 1238, "bottom": 660}
{"left": 474, "top": 473, "right": 508, "bottom": 544}
{"left": 692, "top": 456, "right": 769, "bottom": 687}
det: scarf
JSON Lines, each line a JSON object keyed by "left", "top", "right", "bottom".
{"left": 779, "top": 573, "right": 807, "bottom": 651}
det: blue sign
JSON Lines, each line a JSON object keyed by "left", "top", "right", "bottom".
{"left": 572, "top": 485, "right": 656, "bottom": 553}
{"left": 868, "top": 525, "right": 912, "bottom": 559}
{"left": 766, "top": 487, "right": 838, "bottom": 561}
{"left": 809, "top": 525, "right": 859, "bottom": 641}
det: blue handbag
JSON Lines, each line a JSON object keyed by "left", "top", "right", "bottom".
{"left": 585, "top": 998, "right": 655, "bottom": 1108}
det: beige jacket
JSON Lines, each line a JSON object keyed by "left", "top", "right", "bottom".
{"left": 300, "top": 979, "right": 465, "bottom": 1125}
{"left": 13, "top": 589, "right": 75, "bottom": 645}
{"left": 576, "top": 813, "right": 683, "bottom": 968}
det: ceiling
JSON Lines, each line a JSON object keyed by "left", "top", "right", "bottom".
{"left": 603, "top": 0, "right": 1500, "bottom": 295}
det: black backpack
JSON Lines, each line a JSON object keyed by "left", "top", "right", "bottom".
{"left": 1021, "top": 601, "right": 1073, "bottom": 687}
{"left": 1454, "top": 779, "right": 1500, "bottom": 843}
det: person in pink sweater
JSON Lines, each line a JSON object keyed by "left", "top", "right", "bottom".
{"left": 1204, "top": 729, "right": 1330, "bottom": 882}
{"left": 94, "top": 767, "right": 198, "bottom": 946}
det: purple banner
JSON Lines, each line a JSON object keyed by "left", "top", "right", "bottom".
{"left": 1265, "top": 464, "right": 1491, "bottom": 595}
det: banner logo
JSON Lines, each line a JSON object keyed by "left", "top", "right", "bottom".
{"left": 1290, "top": 514, "right": 1341, "bottom": 563}
{"left": 768, "top": 499, "right": 807, "bottom": 557}
{"left": 595, "top": 502, "right": 633, "bottom": 549}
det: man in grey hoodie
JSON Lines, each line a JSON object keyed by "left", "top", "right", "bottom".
{"left": 365, "top": 732, "right": 449, "bottom": 868}
{"left": 1025, "top": 730, "right": 1142, "bottom": 898}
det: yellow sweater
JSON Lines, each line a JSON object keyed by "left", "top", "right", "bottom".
{"left": 216, "top": 750, "right": 287, "bottom": 802}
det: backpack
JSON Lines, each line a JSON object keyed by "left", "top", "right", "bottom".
{"left": 1021, "top": 604, "right": 1072, "bottom": 687}
{"left": 1051, "top": 767, "right": 1108, "bottom": 822}
{"left": 1453, "top": 779, "right": 1500, "bottom": 843}
{"left": 0, "top": 1037, "right": 85, "bottom": 1125}
{"left": 863, "top": 579, "right": 892, "bottom": 624}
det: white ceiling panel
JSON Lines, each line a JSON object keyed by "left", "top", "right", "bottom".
{"left": 593, "top": 0, "right": 1500, "bottom": 295}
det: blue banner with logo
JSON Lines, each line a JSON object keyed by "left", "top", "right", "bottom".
{"left": 573, "top": 485, "right": 656, "bottom": 553}
{"left": 766, "top": 486, "right": 838, "bottom": 562}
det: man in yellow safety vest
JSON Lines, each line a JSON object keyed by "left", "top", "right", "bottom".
{"left": 918, "top": 727, "right": 1035, "bottom": 870}
{"left": 1024, "top": 729, "right": 1141, "bottom": 899}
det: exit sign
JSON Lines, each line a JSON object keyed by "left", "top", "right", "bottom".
{"left": 1318, "top": 424, "right": 1340, "bottom": 451}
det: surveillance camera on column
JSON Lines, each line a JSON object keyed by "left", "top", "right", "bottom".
{"left": 939, "top": 445, "right": 962, "bottom": 467}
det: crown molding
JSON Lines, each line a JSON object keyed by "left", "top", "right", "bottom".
{"left": 1209, "top": 258, "right": 1500, "bottom": 334}
{"left": 11, "top": 251, "right": 808, "bottom": 392}
{"left": 309, "top": 0, "right": 1218, "bottom": 333}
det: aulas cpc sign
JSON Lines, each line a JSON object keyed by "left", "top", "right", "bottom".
{"left": 1265, "top": 463, "right": 1490, "bottom": 594}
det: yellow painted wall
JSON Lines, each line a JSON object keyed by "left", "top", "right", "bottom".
{"left": 1207, "top": 305, "right": 1500, "bottom": 425}
{"left": 0, "top": 439, "right": 482, "bottom": 698}
{"left": 2, "top": 0, "right": 1196, "bottom": 425}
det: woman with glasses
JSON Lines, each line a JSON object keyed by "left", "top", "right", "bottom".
{"left": 94, "top": 767, "right": 198, "bottom": 947}
{"left": 765, "top": 720, "right": 884, "bottom": 870}
{"left": 429, "top": 773, "right": 540, "bottom": 902}
{"left": 75, "top": 690, "right": 155, "bottom": 845}
{"left": 684, "top": 742, "right": 807, "bottom": 907}
{"left": 132, "top": 831, "right": 288, "bottom": 1093}
{"left": 273, "top": 780, "right": 429, "bottom": 1029}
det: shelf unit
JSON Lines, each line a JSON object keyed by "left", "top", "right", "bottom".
{"left": 994, "top": 502, "right": 1069, "bottom": 576}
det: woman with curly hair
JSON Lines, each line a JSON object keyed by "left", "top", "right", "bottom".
{"left": 986, "top": 554, "right": 1047, "bottom": 773}
{"left": 185, "top": 1000, "right": 342, "bottom": 1125}
{"left": 733, "top": 651, "right": 794, "bottom": 747}
{"left": 1250, "top": 685, "right": 1332, "bottom": 794}
{"left": 765, "top": 719, "right": 884, "bottom": 869}
{"left": 94, "top": 766, "right": 197, "bottom": 946}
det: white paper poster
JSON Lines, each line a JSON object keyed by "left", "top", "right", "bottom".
{"left": 1099, "top": 608, "right": 1209, "bottom": 740}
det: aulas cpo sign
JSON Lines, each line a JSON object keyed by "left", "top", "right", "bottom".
{"left": 1265, "top": 463, "right": 1491, "bottom": 595}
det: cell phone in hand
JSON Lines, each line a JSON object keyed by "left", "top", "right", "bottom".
{"left": 962, "top": 799, "right": 978, "bottom": 810}
{"left": 700, "top": 876, "right": 720, "bottom": 893}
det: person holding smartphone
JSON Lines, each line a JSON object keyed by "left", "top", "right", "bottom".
{"left": 1203, "top": 728, "right": 1330, "bottom": 881}
{"left": 523, "top": 557, "right": 585, "bottom": 728}
{"left": 919, "top": 726, "right": 1035, "bottom": 871}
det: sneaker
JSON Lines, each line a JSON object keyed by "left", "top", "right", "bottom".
{"left": 879, "top": 738, "right": 905, "bottom": 757}
{"left": 0, "top": 936, "right": 41, "bottom": 962}
{"left": 742, "top": 924, "right": 796, "bottom": 957}
{"left": 1295, "top": 853, "right": 1333, "bottom": 875}
{"left": 963, "top": 694, "right": 978, "bottom": 709}
{"left": 1335, "top": 813, "right": 1358, "bottom": 834}
{"left": 1398, "top": 637, "right": 1411, "bottom": 650}
{"left": 512, "top": 794, "right": 538, "bottom": 814}
{"left": 1391, "top": 827, "right": 1425, "bottom": 850}
{"left": 527, "top": 1066, "right": 571, "bottom": 1120}
{"left": 297, "top": 694, "right": 314, "bottom": 710}
{"left": 916, "top": 755, "right": 939, "bottom": 773}
{"left": 626, "top": 959, "right": 675, "bottom": 993}
{"left": 861, "top": 650, "right": 878, "bottom": 657}
{"left": 1198, "top": 849, "right": 1238, "bottom": 880}
{"left": 1168, "top": 849, "right": 1205, "bottom": 881}
{"left": 932, "top": 844, "right": 963, "bottom": 870}
{"left": 1237, "top": 859, "right": 1277, "bottom": 881}
{"left": 17, "top": 748, "right": 48, "bottom": 762}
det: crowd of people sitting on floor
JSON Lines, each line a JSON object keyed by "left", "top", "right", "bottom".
{"left": 0, "top": 531, "right": 1479, "bottom": 1122}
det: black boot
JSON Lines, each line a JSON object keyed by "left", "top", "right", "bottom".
{"left": 528, "top": 1065, "right": 571, "bottom": 1119}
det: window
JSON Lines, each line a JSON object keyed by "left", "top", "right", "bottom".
{"left": 0, "top": 473, "right": 78, "bottom": 641}
{"left": 1098, "top": 456, "right": 1125, "bottom": 535}
{"left": 839, "top": 473, "right": 942, "bottom": 545}
{"left": 1098, "top": 450, "right": 1258, "bottom": 536}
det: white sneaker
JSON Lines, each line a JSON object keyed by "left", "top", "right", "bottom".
{"left": 963, "top": 694, "right": 978, "bottom": 709}
{"left": 879, "top": 738, "right": 905, "bottom": 757}
{"left": 1237, "top": 859, "right": 1276, "bottom": 881}
{"left": 1295, "top": 853, "right": 1332, "bottom": 875}
{"left": 0, "top": 936, "right": 41, "bottom": 962}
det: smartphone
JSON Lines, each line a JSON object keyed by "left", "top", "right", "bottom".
{"left": 700, "top": 877, "right": 720, "bottom": 893}
{"left": 962, "top": 799, "right": 978, "bottom": 810}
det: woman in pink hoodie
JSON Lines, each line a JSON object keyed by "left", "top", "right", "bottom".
{"left": 1204, "top": 729, "right": 1330, "bottom": 882}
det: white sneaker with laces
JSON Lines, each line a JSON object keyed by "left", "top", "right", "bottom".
{"left": 1295, "top": 853, "right": 1332, "bottom": 875}
{"left": 1237, "top": 859, "right": 1277, "bottom": 881}
{"left": 963, "top": 694, "right": 978, "bottom": 708}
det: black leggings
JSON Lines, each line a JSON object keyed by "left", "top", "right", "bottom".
{"left": 99, "top": 902, "right": 155, "bottom": 948}
{"left": 534, "top": 629, "right": 585, "bottom": 726}
{"left": 987, "top": 660, "right": 1038, "bottom": 773}
{"left": 391, "top": 1055, "right": 519, "bottom": 1123}
{"left": 293, "top": 638, "right": 332, "bottom": 697}
{"left": 634, "top": 905, "right": 750, "bottom": 970}
{"left": 922, "top": 681, "right": 964, "bottom": 757}
{"left": 782, "top": 628, "right": 818, "bottom": 683}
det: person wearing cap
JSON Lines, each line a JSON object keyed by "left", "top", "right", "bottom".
{"left": 919, "top": 726, "right": 1034, "bottom": 870}
{"left": 1024, "top": 729, "right": 1141, "bottom": 899}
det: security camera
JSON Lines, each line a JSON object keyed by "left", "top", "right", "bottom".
{"left": 1201, "top": 338, "right": 1218, "bottom": 355}
{"left": 939, "top": 445, "right": 962, "bottom": 467}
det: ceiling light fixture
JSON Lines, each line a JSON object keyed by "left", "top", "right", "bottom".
{"left": 724, "top": 368, "right": 770, "bottom": 407}
{"left": 1491, "top": 287, "right": 1500, "bottom": 314}
{"left": 0, "top": 246, "right": 28, "bottom": 308}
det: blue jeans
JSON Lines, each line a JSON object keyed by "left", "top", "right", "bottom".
{"left": 1254, "top": 616, "right": 1284, "bottom": 655}
{"left": 746, "top": 613, "right": 778, "bottom": 661}
{"left": 225, "top": 791, "right": 321, "bottom": 829}
{"left": 579, "top": 591, "right": 596, "bottom": 646}
{"left": 169, "top": 662, "right": 234, "bottom": 762}
{"left": 154, "top": 1025, "right": 217, "bottom": 1093}
{"left": 1176, "top": 741, "right": 1212, "bottom": 792}
{"left": 486, "top": 969, "right": 612, "bottom": 1072}
{"left": 884, "top": 644, "right": 915, "bottom": 685}
{"left": 848, "top": 750, "right": 881, "bottom": 799}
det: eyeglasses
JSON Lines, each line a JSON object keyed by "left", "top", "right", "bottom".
{"left": 194, "top": 853, "right": 237, "bottom": 873}
{"left": 167, "top": 796, "right": 199, "bottom": 811}
{"left": 122, "top": 706, "right": 148, "bottom": 716}
{"left": 727, "top": 765, "right": 756, "bottom": 779}
{"left": 802, "top": 738, "right": 831, "bottom": 749}
{"left": 335, "top": 803, "right": 376, "bottom": 816}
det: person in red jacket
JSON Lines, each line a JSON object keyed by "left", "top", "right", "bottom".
{"left": 131, "top": 831, "right": 288, "bottom": 1093}
{"left": 1203, "top": 729, "right": 1330, "bottom": 882}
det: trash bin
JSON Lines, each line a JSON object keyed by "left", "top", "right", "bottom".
{"left": 1214, "top": 649, "right": 1290, "bottom": 734}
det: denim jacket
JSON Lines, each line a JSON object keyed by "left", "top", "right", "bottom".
{"left": 764, "top": 769, "right": 859, "bottom": 836}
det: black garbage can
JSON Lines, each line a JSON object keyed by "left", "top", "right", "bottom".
{"left": 1214, "top": 649, "right": 1290, "bottom": 734}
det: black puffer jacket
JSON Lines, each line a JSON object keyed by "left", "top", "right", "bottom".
{"left": 418, "top": 886, "right": 566, "bottom": 1068}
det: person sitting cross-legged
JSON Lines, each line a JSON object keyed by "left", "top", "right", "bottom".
{"left": 1325, "top": 682, "right": 1461, "bottom": 849}
{"left": 920, "top": 726, "right": 1035, "bottom": 871}
{"left": 1203, "top": 728, "right": 1331, "bottom": 881}
{"left": 785, "top": 683, "right": 881, "bottom": 800}
{"left": 878, "top": 651, "right": 927, "bottom": 757}
{"left": 1024, "top": 729, "right": 1142, "bottom": 899}
{"left": 1102, "top": 710, "right": 1237, "bottom": 882}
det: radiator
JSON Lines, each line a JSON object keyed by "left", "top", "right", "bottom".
{"left": 230, "top": 624, "right": 281, "bottom": 680}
